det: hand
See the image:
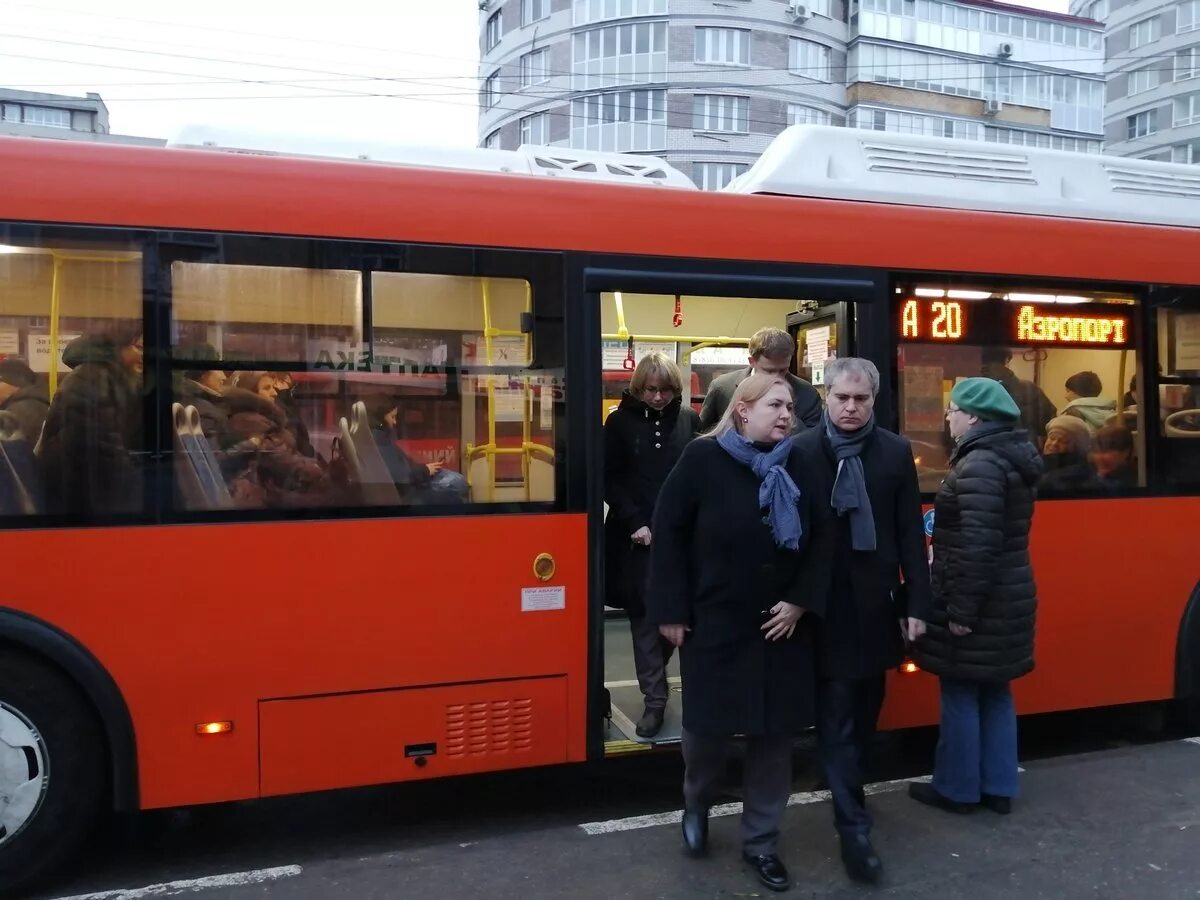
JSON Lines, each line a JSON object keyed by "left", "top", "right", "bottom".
{"left": 658, "top": 624, "right": 689, "bottom": 647}
{"left": 631, "top": 527, "right": 651, "bottom": 546}
{"left": 426, "top": 462, "right": 444, "bottom": 475}
{"left": 949, "top": 622, "right": 972, "bottom": 637}
{"left": 901, "top": 618, "right": 927, "bottom": 642}
{"left": 762, "top": 602, "right": 805, "bottom": 642}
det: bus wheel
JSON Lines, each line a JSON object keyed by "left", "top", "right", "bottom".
{"left": 0, "top": 649, "right": 106, "bottom": 897}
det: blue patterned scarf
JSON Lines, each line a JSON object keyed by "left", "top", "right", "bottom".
{"left": 716, "top": 430, "right": 802, "bottom": 550}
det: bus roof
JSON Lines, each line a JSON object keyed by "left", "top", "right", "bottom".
{"left": 726, "top": 125, "right": 1200, "bottom": 230}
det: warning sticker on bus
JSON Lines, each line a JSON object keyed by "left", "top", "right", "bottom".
{"left": 521, "top": 586, "right": 566, "bottom": 612}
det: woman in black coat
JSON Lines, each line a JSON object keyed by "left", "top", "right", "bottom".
{"left": 604, "top": 353, "right": 699, "bottom": 738}
{"left": 910, "top": 377, "right": 1043, "bottom": 817}
{"left": 647, "top": 373, "right": 830, "bottom": 894}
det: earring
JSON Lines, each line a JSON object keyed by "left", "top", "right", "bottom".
{"left": 741, "top": 416, "right": 749, "bottom": 423}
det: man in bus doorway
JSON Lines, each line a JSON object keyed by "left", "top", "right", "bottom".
{"left": 794, "top": 357, "right": 930, "bottom": 886}
{"left": 699, "top": 327, "right": 822, "bottom": 432}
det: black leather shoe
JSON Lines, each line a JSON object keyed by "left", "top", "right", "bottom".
{"left": 742, "top": 853, "right": 790, "bottom": 892}
{"left": 635, "top": 707, "right": 665, "bottom": 738}
{"left": 681, "top": 807, "right": 708, "bottom": 857}
{"left": 840, "top": 833, "right": 883, "bottom": 885}
{"left": 908, "top": 782, "right": 975, "bottom": 814}
{"left": 980, "top": 793, "right": 1012, "bottom": 815}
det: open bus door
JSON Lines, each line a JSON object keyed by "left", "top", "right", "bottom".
{"left": 585, "top": 267, "right": 883, "bottom": 758}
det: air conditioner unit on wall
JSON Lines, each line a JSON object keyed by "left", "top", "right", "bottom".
{"left": 997, "top": 41, "right": 1015, "bottom": 58}
{"left": 788, "top": 1, "right": 813, "bottom": 22}
{"left": 984, "top": 98, "right": 1004, "bottom": 116}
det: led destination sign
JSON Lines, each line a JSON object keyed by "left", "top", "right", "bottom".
{"left": 899, "top": 298, "right": 1133, "bottom": 348}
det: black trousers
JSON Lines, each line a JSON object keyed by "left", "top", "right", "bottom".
{"left": 816, "top": 674, "right": 886, "bottom": 839}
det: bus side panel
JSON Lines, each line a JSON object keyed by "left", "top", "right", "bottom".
{"left": 880, "top": 496, "right": 1198, "bottom": 730}
{"left": 4, "top": 513, "right": 587, "bottom": 809}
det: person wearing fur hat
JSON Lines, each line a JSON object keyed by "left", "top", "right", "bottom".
{"left": 1039, "top": 415, "right": 1101, "bottom": 495}
{"left": 909, "top": 377, "right": 1042, "bottom": 817}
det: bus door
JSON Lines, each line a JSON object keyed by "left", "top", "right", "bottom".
{"left": 582, "top": 266, "right": 882, "bottom": 756}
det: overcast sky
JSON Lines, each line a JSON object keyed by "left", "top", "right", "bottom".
{"left": 1, "top": 0, "right": 1070, "bottom": 147}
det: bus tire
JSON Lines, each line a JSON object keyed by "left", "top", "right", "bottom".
{"left": 0, "top": 647, "right": 107, "bottom": 898}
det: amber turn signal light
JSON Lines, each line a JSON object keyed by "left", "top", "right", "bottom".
{"left": 195, "top": 721, "right": 233, "bottom": 735}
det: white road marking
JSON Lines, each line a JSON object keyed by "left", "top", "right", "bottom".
{"left": 1183, "top": 737, "right": 1200, "bottom": 747}
{"left": 50, "top": 865, "right": 303, "bottom": 900}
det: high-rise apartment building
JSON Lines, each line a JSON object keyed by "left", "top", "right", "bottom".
{"left": 477, "top": 0, "right": 1105, "bottom": 188}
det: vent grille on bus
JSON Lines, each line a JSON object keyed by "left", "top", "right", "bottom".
{"left": 861, "top": 141, "right": 1037, "bottom": 185}
{"left": 529, "top": 153, "right": 668, "bottom": 180}
{"left": 445, "top": 698, "right": 534, "bottom": 758}
{"left": 1105, "top": 164, "right": 1200, "bottom": 200}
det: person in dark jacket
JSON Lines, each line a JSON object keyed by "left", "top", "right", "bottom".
{"left": 173, "top": 343, "right": 230, "bottom": 450}
{"left": 604, "top": 352, "right": 700, "bottom": 738}
{"left": 909, "top": 377, "right": 1043, "bottom": 816}
{"left": 980, "top": 347, "right": 1056, "bottom": 447}
{"left": 361, "top": 394, "right": 468, "bottom": 504}
{"left": 1038, "top": 415, "right": 1101, "bottom": 495}
{"left": 0, "top": 359, "right": 49, "bottom": 449}
{"left": 273, "top": 372, "right": 320, "bottom": 461}
{"left": 794, "top": 357, "right": 931, "bottom": 885}
{"left": 39, "top": 326, "right": 144, "bottom": 516}
{"left": 647, "top": 373, "right": 830, "bottom": 894}
{"left": 1091, "top": 424, "right": 1137, "bottom": 491}
{"left": 698, "top": 327, "right": 822, "bottom": 432}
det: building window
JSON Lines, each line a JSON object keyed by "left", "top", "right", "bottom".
{"left": 694, "top": 162, "right": 748, "bottom": 191}
{"left": 573, "top": 0, "right": 668, "bottom": 26}
{"left": 1128, "top": 66, "right": 1159, "bottom": 96}
{"left": 1079, "top": 0, "right": 1107, "bottom": 22}
{"left": 572, "top": 20, "right": 668, "bottom": 90}
{"left": 1128, "top": 17, "right": 1160, "bottom": 50}
{"left": 483, "top": 129, "right": 501, "bottom": 150}
{"left": 849, "top": 106, "right": 983, "bottom": 141}
{"left": 1180, "top": 1, "right": 1199, "bottom": 35}
{"left": 18, "top": 105, "right": 71, "bottom": 128}
{"left": 570, "top": 88, "right": 666, "bottom": 152}
{"left": 520, "top": 112, "right": 549, "bottom": 145}
{"left": 1176, "top": 93, "right": 1200, "bottom": 127}
{"left": 695, "top": 28, "right": 750, "bottom": 66}
{"left": 522, "top": 0, "right": 550, "bottom": 26}
{"left": 483, "top": 71, "right": 500, "bottom": 109}
{"left": 985, "top": 127, "right": 1101, "bottom": 153}
{"left": 789, "top": 38, "right": 832, "bottom": 82}
{"left": 693, "top": 95, "right": 749, "bottom": 133}
{"left": 486, "top": 11, "right": 503, "bottom": 51}
{"left": 1126, "top": 109, "right": 1158, "bottom": 140}
{"left": 1173, "top": 140, "right": 1200, "bottom": 164}
{"left": 1177, "top": 48, "right": 1200, "bottom": 83}
{"left": 787, "top": 104, "right": 832, "bottom": 126}
{"left": 806, "top": 0, "right": 832, "bottom": 16}
{"left": 521, "top": 49, "right": 550, "bottom": 87}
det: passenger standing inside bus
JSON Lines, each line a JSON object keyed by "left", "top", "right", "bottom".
{"left": 698, "top": 327, "right": 822, "bottom": 432}
{"left": 980, "top": 348, "right": 1055, "bottom": 447}
{"left": 910, "top": 378, "right": 1042, "bottom": 815}
{"left": 648, "top": 373, "right": 829, "bottom": 894}
{"left": 1061, "top": 371, "right": 1115, "bottom": 434}
{"left": 603, "top": 352, "right": 700, "bottom": 738}
{"left": 793, "top": 357, "right": 930, "bottom": 885}
{"left": 39, "top": 325, "right": 144, "bottom": 516}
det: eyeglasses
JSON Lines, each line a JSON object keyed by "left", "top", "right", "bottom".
{"left": 945, "top": 406, "right": 962, "bottom": 415}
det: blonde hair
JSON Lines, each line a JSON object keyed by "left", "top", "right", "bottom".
{"left": 629, "top": 352, "right": 683, "bottom": 396}
{"left": 704, "top": 373, "right": 791, "bottom": 439}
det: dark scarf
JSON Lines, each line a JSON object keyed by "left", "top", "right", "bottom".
{"left": 824, "top": 410, "right": 876, "bottom": 552}
{"left": 715, "top": 430, "right": 802, "bottom": 550}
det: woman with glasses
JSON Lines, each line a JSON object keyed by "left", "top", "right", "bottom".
{"left": 603, "top": 352, "right": 700, "bottom": 738}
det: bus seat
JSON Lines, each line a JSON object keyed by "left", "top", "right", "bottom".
{"left": 348, "top": 402, "right": 401, "bottom": 506}
{"left": 172, "top": 403, "right": 209, "bottom": 510}
{"left": 181, "top": 405, "right": 233, "bottom": 509}
{"left": 466, "top": 455, "right": 554, "bottom": 503}
{"left": 336, "top": 416, "right": 366, "bottom": 501}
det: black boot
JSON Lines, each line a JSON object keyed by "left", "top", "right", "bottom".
{"left": 681, "top": 807, "right": 708, "bottom": 857}
{"left": 742, "top": 853, "right": 790, "bottom": 892}
{"left": 980, "top": 793, "right": 1012, "bottom": 815}
{"left": 908, "top": 781, "right": 975, "bottom": 814}
{"left": 840, "top": 833, "right": 883, "bottom": 884}
{"left": 635, "top": 706, "right": 665, "bottom": 738}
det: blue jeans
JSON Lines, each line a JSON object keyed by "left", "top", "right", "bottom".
{"left": 932, "top": 677, "right": 1019, "bottom": 803}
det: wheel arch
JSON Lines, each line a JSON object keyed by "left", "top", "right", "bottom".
{"left": 1175, "top": 580, "right": 1200, "bottom": 703}
{"left": 0, "top": 607, "right": 138, "bottom": 811}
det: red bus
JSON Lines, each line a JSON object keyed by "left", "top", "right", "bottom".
{"left": 0, "top": 128, "right": 1197, "bottom": 892}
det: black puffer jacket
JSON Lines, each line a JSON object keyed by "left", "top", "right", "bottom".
{"left": 913, "top": 426, "right": 1043, "bottom": 682}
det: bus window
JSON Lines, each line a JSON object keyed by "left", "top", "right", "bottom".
{"left": 896, "top": 284, "right": 1143, "bottom": 498}
{"left": 1154, "top": 307, "right": 1200, "bottom": 486}
{"left": 169, "top": 260, "right": 557, "bottom": 511}
{"left": 0, "top": 238, "right": 145, "bottom": 520}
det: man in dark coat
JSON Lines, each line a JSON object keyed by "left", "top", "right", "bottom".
{"left": 980, "top": 347, "right": 1056, "bottom": 447}
{"left": 0, "top": 359, "right": 49, "bottom": 449}
{"left": 698, "top": 327, "right": 822, "bottom": 431}
{"left": 909, "top": 377, "right": 1042, "bottom": 817}
{"left": 794, "top": 357, "right": 931, "bottom": 885}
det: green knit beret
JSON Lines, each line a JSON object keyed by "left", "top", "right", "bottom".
{"left": 951, "top": 377, "right": 1021, "bottom": 423}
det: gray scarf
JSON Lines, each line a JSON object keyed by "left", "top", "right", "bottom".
{"left": 824, "top": 410, "right": 876, "bottom": 552}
